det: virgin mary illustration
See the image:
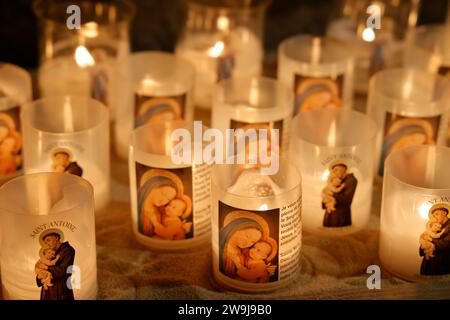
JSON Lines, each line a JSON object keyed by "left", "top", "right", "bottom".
{"left": 0, "top": 112, "right": 22, "bottom": 175}
{"left": 379, "top": 117, "right": 437, "bottom": 176}
{"left": 138, "top": 169, "right": 193, "bottom": 240}
{"left": 219, "top": 211, "right": 278, "bottom": 283}
{"left": 135, "top": 97, "right": 182, "bottom": 128}
{"left": 294, "top": 77, "right": 342, "bottom": 115}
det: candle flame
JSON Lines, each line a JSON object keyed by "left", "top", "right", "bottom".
{"left": 362, "top": 27, "right": 376, "bottom": 42}
{"left": 208, "top": 41, "right": 225, "bottom": 58}
{"left": 217, "top": 16, "right": 230, "bottom": 31}
{"left": 419, "top": 203, "right": 432, "bottom": 220}
{"left": 75, "top": 45, "right": 95, "bottom": 68}
{"left": 81, "top": 22, "right": 99, "bottom": 38}
{"left": 259, "top": 203, "right": 269, "bottom": 210}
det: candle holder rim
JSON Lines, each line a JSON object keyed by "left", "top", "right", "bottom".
{"left": 291, "top": 108, "right": 378, "bottom": 149}
{"left": 186, "top": 0, "right": 272, "bottom": 14}
{"left": 278, "top": 34, "right": 353, "bottom": 68}
{"left": 384, "top": 144, "right": 450, "bottom": 191}
{"left": 0, "top": 62, "right": 32, "bottom": 110}
{"left": 0, "top": 172, "right": 94, "bottom": 217}
{"left": 405, "top": 23, "right": 450, "bottom": 59}
{"left": 369, "top": 68, "right": 450, "bottom": 108}
{"left": 33, "top": 0, "right": 136, "bottom": 26}
{"left": 21, "top": 95, "right": 109, "bottom": 136}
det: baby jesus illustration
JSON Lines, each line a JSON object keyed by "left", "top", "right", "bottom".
{"left": 35, "top": 248, "right": 60, "bottom": 290}
{"left": 322, "top": 174, "right": 345, "bottom": 213}
{"left": 234, "top": 241, "right": 277, "bottom": 283}
{"left": 419, "top": 221, "right": 446, "bottom": 259}
{"left": 160, "top": 198, "right": 193, "bottom": 240}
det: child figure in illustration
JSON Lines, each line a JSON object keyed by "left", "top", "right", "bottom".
{"left": 35, "top": 248, "right": 61, "bottom": 290}
{"left": 243, "top": 241, "right": 277, "bottom": 283}
{"left": 322, "top": 174, "right": 345, "bottom": 213}
{"left": 161, "top": 198, "right": 193, "bottom": 240}
{"left": 420, "top": 221, "right": 446, "bottom": 259}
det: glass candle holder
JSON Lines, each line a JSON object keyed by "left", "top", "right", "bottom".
{"left": 175, "top": 0, "right": 270, "bottom": 110}
{"left": 21, "top": 96, "right": 110, "bottom": 211}
{"left": 379, "top": 145, "right": 450, "bottom": 280}
{"left": 290, "top": 108, "right": 377, "bottom": 236}
{"left": 0, "top": 62, "right": 32, "bottom": 182}
{"left": 115, "top": 51, "right": 195, "bottom": 160}
{"left": 327, "top": 15, "right": 396, "bottom": 94}
{"left": 277, "top": 35, "right": 354, "bottom": 115}
{"left": 367, "top": 68, "right": 450, "bottom": 178}
{"left": 0, "top": 172, "right": 97, "bottom": 300}
{"left": 211, "top": 158, "right": 301, "bottom": 293}
{"left": 129, "top": 121, "right": 211, "bottom": 250}
{"left": 34, "top": 0, "right": 135, "bottom": 120}
{"left": 212, "top": 77, "right": 292, "bottom": 154}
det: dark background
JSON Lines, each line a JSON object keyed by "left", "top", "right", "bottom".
{"left": 0, "top": 0, "right": 448, "bottom": 70}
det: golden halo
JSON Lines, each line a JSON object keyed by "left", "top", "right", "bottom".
{"left": 139, "top": 168, "right": 185, "bottom": 195}
{"left": 387, "top": 118, "right": 434, "bottom": 139}
{"left": 328, "top": 159, "right": 349, "bottom": 171}
{"left": 51, "top": 147, "right": 74, "bottom": 162}
{"left": 296, "top": 78, "right": 339, "bottom": 95}
{"left": 39, "top": 228, "right": 65, "bottom": 247}
{"left": 0, "top": 112, "right": 16, "bottom": 130}
{"left": 138, "top": 97, "right": 182, "bottom": 119}
{"left": 223, "top": 210, "right": 270, "bottom": 239}
{"left": 429, "top": 203, "right": 450, "bottom": 219}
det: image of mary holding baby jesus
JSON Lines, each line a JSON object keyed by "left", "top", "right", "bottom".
{"left": 219, "top": 211, "right": 278, "bottom": 283}
{"left": 137, "top": 169, "right": 193, "bottom": 240}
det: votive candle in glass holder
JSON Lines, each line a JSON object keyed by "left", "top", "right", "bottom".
{"left": 21, "top": 96, "right": 110, "bottom": 211}
{"left": 115, "top": 51, "right": 195, "bottom": 160}
{"left": 289, "top": 108, "right": 377, "bottom": 236}
{"left": 175, "top": 0, "right": 270, "bottom": 110}
{"left": 211, "top": 158, "right": 302, "bottom": 293}
{"left": 0, "top": 62, "right": 32, "bottom": 182}
{"left": 34, "top": 0, "right": 135, "bottom": 120}
{"left": 278, "top": 35, "right": 354, "bottom": 115}
{"left": 212, "top": 77, "right": 292, "bottom": 153}
{"left": 379, "top": 145, "right": 450, "bottom": 280}
{"left": 367, "top": 68, "right": 450, "bottom": 178}
{"left": 0, "top": 172, "right": 98, "bottom": 300}
{"left": 129, "top": 121, "right": 211, "bottom": 250}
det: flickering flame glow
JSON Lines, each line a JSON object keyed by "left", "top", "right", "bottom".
{"left": 259, "top": 203, "right": 269, "bottom": 210}
{"left": 362, "top": 27, "right": 376, "bottom": 42}
{"left": 81, "top": 22, "right": 99, "bottom": 38}
{"left": 419, "top": 203, "right": 432, "bottom": 220}
{"left": 208, "top": 41, "right": 225, "bottom": 58}
{"left": 75, "top": 45, "right": 95, "bottom": 68}
{"left": 217, "top": 16, "right": 230, "bottom": 31}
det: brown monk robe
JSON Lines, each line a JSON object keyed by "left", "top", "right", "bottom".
{"left": 36, "top": 241, "right": 76, "bottom": 300}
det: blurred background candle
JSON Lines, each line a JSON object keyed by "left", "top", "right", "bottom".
{"left": 0, "top": 62, "right": 32, "bottom": 183}
{"left": 129, "top": 121, "right": 211, "bottom": 250}
{"left": 212, "top": 77, "right": 292, "bottom": 154}
{"left": 211, "top": 158, "right": 301, "bottom": 292}
{"left": 379, "top": 145, "right": 450, "bottom": 280}
{"left": 290, "top": 108, "right": 377, "bottom": 236}
{"left": 21, "top": 96, "right": 110, "bottom": 211}
{"left": 0, "top": 172, "right": 98, "bottom": 300}
{"left": 278, "top": 35, "right": 354, "bottom": 115}
{"left": 175, "top": 0, "right": 270, "bottom": 114}
{"left": 366, "top": 68, "right": 450, "bottom": 178}
{"left": 34, "top": 0, "right": 135, "bottom": 121}
{"left": 115, "top": 51, "right": 195, "bottom": 160}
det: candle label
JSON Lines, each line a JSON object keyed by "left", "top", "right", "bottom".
{"left": 319, "top": 159, "right": 359, "bottom": 228}
{"left": 229, "top": 119, "right": 284, "bottom": 158}
{"left": 217, "top": 54, "right": 235, "bottom": 82}
{"left": 379, "top": 111, "right": 441, "bottom": 176}
{"left": 135, "top": 162, "right": 211, "bottom": 241}
{"left": 293, "top": 73, "right": 344, "bottom": 115}
{"left": 49, "top": 147, "right": 83, "bottom": 177}
{"left": 418, "top": 201, "right": 450, "bottom": 276}
{"left": 30, "top": 224, "right": 78, "bottom": 300}
{"left": 134, "top": 93, "right": 186, "bottom": 128}
{"left": 0, "top": 105, "right": 22, "bottom": 176}
{"left": 216, "top": 198, "right": 301, "bottom": 285}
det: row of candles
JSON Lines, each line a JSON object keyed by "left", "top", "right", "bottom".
{"left": 0, "top": 0, "right": 449, "bottom": 299}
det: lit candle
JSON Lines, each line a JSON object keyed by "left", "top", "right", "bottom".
{"left": 278, "top": 35, "right": 354, "bottom": 115}
{"left": 0, "top": 63, "right": 32, "bottom": 182}
{"left": 21, "top": 96, "right": 110, "bottom": 211}
{"left": 211, "top": 159, "right": 301, "bottom": 292}
{"left": 114, "top": 51, "right": 195, "bottom": 160}
{"left": 129, "top": 121, "right": 211, "bottom": 250}
{"left": 379, "top": 145, "right": 450, "bottom": 280}
{"left": 367, "top": 68, "right": 449, "bottom": 178}
{"left": 290, "top": 108, "right": 376, "bottom": 235}
{"left": 0, "top": 172, "right": 98, "bottom": 300}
